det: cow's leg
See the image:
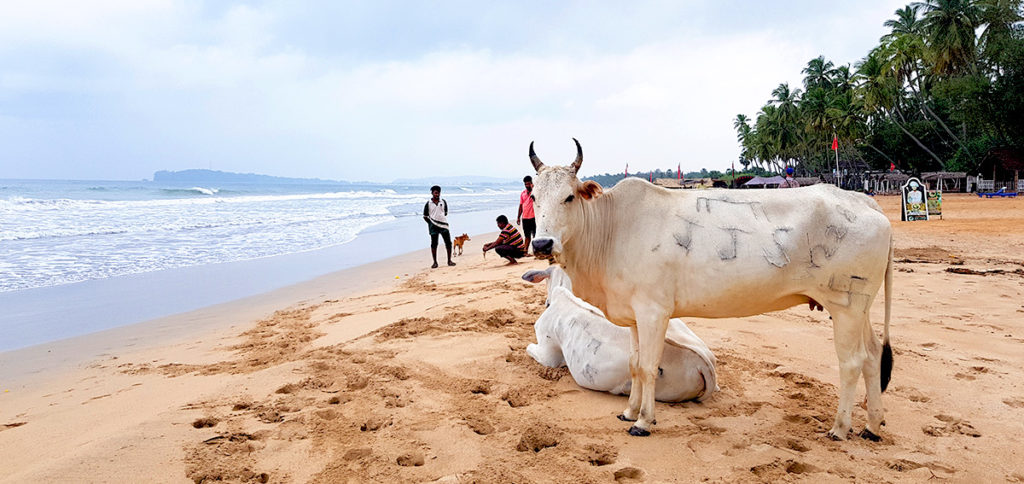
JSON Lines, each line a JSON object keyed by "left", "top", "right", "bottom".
{"left": 860, "top": 320, "right": 885, "bottom": 441}
{"left": 827, "top": 309, "right": 868, "bottom": 441}
{"left": 626, "top": 309, "right": 670, "bottom": 436}
{"left": 618, "top": 326, "right": 642, "bottom": 422}
{"left": 631, "top": 317, "right": 669, "bottom": 435}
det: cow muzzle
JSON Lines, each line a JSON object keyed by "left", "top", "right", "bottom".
{"left": 532, "top": 237, "right": 557, "bottom": 257}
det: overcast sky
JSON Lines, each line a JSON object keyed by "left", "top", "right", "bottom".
{"left": 0, "top": 0, "right": 909, "bottom": 182}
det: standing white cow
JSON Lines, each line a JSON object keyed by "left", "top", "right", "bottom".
{"left": 527, "top": 139, "right": 893, "bottom": 440}
{"left": 522, "top": 266, "right": 718, "bottom": 402}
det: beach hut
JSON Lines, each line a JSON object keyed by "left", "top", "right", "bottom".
{"left": 921, "top": 172, "right": 967, "bottom": 192}
{"left": 978, "top": 148, "right": 1024, "bottom": 192}
{"left": 742, "top": 175, "right": 784, "bottom": 188}
{"left": 653, "top": 178, "right": 683, "bottom": 189}
{"left": 795, "top": 176, "right": 821, "bottom": 186}
{"left": 862, "top": 171, "right": 910, "bottom": 194}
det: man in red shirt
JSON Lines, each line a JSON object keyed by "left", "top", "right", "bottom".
{"left": 517, "top": 176, "right": 535, "bottom": 254}
{"left": 483, "top": 215, "right": 528, "bottom": 265}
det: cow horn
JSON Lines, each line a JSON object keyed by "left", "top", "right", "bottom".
{"left": 571, "top": 138, "right": 583, "bottom": 174}
{"left": 529, "top": 141, "right": 545, "bottom": 172}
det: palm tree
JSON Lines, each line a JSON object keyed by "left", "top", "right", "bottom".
{"left": 915, "top": 0, "right": 981, "bottom": 76}
{"left": 802, "top": 56, "right": 835, "bottom": 91}
{"left": 857, "top": 48, "right": 948, "bottom": 167}
{"left": 733, "top": 114, "right": 754, "bottom": 165}
{"left": 977, "top": 0, "right": 1024, "bottom": 72}
{"left": 883, "top": 5, "right": 924, "bottom": 41}
{"left": 771, "top": 83, "right": 803, "bottom": 166}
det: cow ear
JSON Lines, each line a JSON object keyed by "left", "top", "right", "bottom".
{"left": 577, "top": 180, "right": 603, "bottom": 200}
{"left": 522, "top": 270, "right": 549, "bottom": 283}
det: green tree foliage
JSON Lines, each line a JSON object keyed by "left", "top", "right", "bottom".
{"left": 734, "top": 0, "right": 1024, "bottom": 176}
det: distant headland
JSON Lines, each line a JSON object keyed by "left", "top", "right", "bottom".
{"left": 153, "top": 169, "right": 349, "bottom": 185}
{"left": 152, "top": 169, "right": 517, "bottom": 186}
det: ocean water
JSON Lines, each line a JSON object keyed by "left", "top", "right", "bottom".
{"left": 0, "top": 179, "right": 519, "bottom": 294}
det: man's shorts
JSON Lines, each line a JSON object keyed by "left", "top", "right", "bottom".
{"left": 430, "top": 226, "right": 451, "bottom": 247}
{"left": 521, "top": 218, "right": 536, "bottom": 239}
{"left": 429, "top": 224, "right": 449, "bottom": 237}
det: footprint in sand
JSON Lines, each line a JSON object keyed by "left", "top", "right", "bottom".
{"left": 396, "top": 451, "right": 425, "bottom": 467}
{"left": 613, "top": 467, "right": 645, "bottom": 482}
{"left": 192, "top": 417, "right": 219, "bottom": 429}
{"left": 515, "top": 423, "right": 561, "bottom": 453}
{"left": 1003, "top": 397, "right": 1024, "bottom": 408}
{"left": 463, "top": 415, "right": 494, "bottom": 435}
{"left": 922, "top": 414, "right": 981, "bottom": 437}
{"left": 582, "top": 444, "right": 618, "bottom": 466}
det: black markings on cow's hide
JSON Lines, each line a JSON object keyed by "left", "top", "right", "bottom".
{"left": 672, "top": 216, "right": 703, "bottom": 254}
{"left": 825, "top": 224, "right": 848, "bottom": 242}
{"left": 716, "top": 226, "right": 750, "bottom": 261}
{"left": 672, "top": 233, "right": 691, "bottom": 252}
{"left": 836, "top": 204, "right": 858, "bottom": 223}
{"left": 586, "top": 338, "right": 602, "bottom": 355}
{"left": 763, "top": 227, "right": 793, "bottom": 268}
{"left": 658, "top": 367, "right": 664, "bottom": 376}
{"left": 696, "top": 197, "right": 770, "bottom": 222}
{"left": 582, "top": 363, "right": 597, "bottom": 384}
{"left": 651, "top": 244, "right": 660, "bottom": 252}
{"left": 826, "top": 274, "right": 873, "bottom": 309}
{"left": 807, "top": 221, "right": 847, "bottom": 269}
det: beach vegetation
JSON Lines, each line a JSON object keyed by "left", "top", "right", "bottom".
{"left": 733, "top": 0, "right": 1024, "bottom": 176}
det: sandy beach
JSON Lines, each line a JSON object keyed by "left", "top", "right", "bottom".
{"left": 2, "top": 193, "right": 1024, "bottom": 483}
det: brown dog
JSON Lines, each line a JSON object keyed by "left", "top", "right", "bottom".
{"left": 452, "top": 233, "right": 470, "bottom": 256}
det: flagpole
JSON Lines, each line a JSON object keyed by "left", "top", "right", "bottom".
{"left": 832, "top": 130, "right": 840, "bottom": 188}
{"left": 835, "top": 139, "right": 840, "bottom": 188}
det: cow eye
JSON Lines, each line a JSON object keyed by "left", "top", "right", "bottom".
{"left": 564, "top": 195, "right": 575, "bottom": 203}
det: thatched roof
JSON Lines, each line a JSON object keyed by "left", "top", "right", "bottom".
{"left": 653, "top": 178, "right": 683, "bottom": 188}
{"left": 744, "top": 175, "right": 784, "bottom": 186}
{"left": 921, "top": 172, "right": 967, "bottom": 180}
{"left": 795, "top": 177, "right": 821, "bottom": 186}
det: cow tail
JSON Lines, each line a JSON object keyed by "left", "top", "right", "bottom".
{"left": 880, "top": 234, "right": 894, "bottom": 393}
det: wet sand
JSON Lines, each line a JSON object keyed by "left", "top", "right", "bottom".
{"left": 1, "top": 193, "right": 1023, "bottom": 482}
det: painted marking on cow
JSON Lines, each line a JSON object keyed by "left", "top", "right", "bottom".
{"left": 672, "top": 216, "right": 703, "bottom": 254}
{"left": 836, "top": 204, "right": 858, "bottom": 223}
{"left": 715, "top": 226, "right": 751, "bottom": 261}
{"left": 763, "top": 227, "right": 793, "bottom": 268}
{"left": 825, "top": 224, "right": 848, "bottom": 242}
{"left": 827, "top": 274, "right": 873, "bottom": 308}
{"left": 696, "top": 197, "right": 770, "bottom": 221}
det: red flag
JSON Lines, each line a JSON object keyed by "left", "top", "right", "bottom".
{"left": 831, "top": 135, "right": 838, "bottom": 151}
{"left": 890, "top": 162, "right": 895, "bottom": 172}
{"left": 677, "top": 163, "right": 681, "bottom": 180}
{"left": 624, "top": 163, "right": 628, "bottom": 178}
{"left": 649, "top": 172, "right": 653, "bottom": 182}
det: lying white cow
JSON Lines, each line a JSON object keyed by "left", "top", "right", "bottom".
{"left": 527, "top": 139, "right": 894, "bottom": 440}
{"left": 523, "top": 267, "right": 718, "bottom": 402}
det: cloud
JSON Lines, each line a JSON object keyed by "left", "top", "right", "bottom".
{"left": 0, "top": 1, "right": 909, "bottom": 181}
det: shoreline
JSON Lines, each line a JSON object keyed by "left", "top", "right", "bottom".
{"left": 0, "top": 208, "right": 508, "bottom": 353}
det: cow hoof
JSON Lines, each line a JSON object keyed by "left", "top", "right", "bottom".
{"left": 859, "top": 429, "right": 882, "bottom": 442}
{"left": 627, "top": 426, "right": 650, "bottom": 437}
{"left": 827, "top": 429, "right": 848, "bottom": 441}
{"left": 617, "top": 414, "right": 637, "bottom": 422}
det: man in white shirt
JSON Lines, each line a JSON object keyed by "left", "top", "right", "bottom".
{"left": 423, "top": 185, "right": 455, "bottom": 268}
